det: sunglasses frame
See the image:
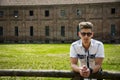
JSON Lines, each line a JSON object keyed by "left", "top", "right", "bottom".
{"left": 80, "top": 32, "right": 92, "bottom": 37}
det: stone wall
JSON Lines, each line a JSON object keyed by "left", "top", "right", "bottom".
{"left": 0, "top": 2, "right": 120, "bottom": 43}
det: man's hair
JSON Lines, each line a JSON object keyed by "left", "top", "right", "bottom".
{"left": 79, "top": 22, "right": 93, "bottom": 31}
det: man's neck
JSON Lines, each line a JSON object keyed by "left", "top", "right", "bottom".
{"left": 82, "top": 42, "right": 90, "bottom": 50}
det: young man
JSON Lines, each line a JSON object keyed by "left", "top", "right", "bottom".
{"left": 70, "top": 22, "right": 104, "bottom": 80}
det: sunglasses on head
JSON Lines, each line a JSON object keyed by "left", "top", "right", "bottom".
{"left": 80, "top": 32, "right": 92, "bottom": 37}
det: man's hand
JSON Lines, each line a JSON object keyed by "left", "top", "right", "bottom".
{"left": 79, "top": 65, "right": 90, "bottom": 78}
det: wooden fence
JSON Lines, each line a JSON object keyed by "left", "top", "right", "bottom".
{"left": 0, "top": 69, "right": 120, "bottom": 80}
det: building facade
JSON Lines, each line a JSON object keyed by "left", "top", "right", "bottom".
{"left": 0, "top": 1, "right": 120, "bottom": 43}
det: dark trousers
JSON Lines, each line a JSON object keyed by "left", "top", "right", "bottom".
{"left": 79, "top": 69, "right": 103, "bottom": 80}
{"left": 80, "top": 79, "right": 103, "bottom": 80}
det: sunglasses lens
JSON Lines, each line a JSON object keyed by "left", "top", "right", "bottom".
{"left": 81, "top": 33, "right": 86, "bottom": 36}
{"left": 87, "top": 33, "right": 92, "bottom": 36}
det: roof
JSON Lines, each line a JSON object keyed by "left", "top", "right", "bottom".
{"left": 0, "top": 0, "right": 120, "bottom": 6}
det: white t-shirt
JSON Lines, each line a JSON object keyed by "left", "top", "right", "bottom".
{"left": 70, "top": 39, "right": 104, "bottom": 69}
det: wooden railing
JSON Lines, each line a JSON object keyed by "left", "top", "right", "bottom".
{"left": 0, "top": 69, "right": 120, "bottom": 80}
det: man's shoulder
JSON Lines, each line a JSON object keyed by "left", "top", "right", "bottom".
{"left": 91, "top": 39, "right": 103, "bottom": 46}
{"left": 71, "top": 40, "right": 81, "bottom": 46}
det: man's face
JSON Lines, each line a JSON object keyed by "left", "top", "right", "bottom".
{"left": 78, "top": 29, "right": 93, "bottom": 44}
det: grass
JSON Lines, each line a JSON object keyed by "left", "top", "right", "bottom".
{"left": 103, "top": 44, "right": 120, "bottom": 71}
{"left": 0, "top": 44, "right": 71, "bottom": 80}
{"left": 0, "top": 44, "right": 71, "bottom": 70}
{"left": 0, "top": 44, "right": 120, "bottom": 80}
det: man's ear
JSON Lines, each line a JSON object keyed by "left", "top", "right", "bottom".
{"left": 91, "top": 32, "right": 94, "bottom": 37}
{"left": 78, "top": 32, "right": 81, "bottom": 37}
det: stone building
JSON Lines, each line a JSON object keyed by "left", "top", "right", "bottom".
{"left": 0, "top": 0, "right": 120, "bottom": 43}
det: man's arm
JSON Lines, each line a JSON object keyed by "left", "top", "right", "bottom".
{"left": 70, "top": 57, "right": 91, "bottom": 77}
{"left": 92, "top": 42, "right": 104, "bottom": 73}
{"left": 92, "top": 58, "right": 104, "bottom": 73}
{"left": 70, "top": 57, "right": 80, "bottom": 73}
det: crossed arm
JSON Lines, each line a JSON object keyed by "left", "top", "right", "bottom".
{"left": 70, "top": 57, "right": 104, "bottom": 77}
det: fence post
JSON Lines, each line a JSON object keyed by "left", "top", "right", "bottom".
{"left": 71, "top": 76, "right": 83, "bottom": 80}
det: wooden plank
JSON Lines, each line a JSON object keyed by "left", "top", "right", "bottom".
{"left": 0, "top": 69, "right": 120, "bottom": 79}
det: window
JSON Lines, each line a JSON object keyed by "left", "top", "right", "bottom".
{"left": 30, "top": 26, "right": 33, "bottom": 36}
{"left": 29, "top": 10, "right": 34, "bottom": 16}
{"left": 15, "top": 26, "right": 18, "bottom": 36}
{"left": 0, "top": 11, "right": 4, "bottom": 17}
{"left": 45, "top": 26, "right": 49, "bottom": 36}
{"left": 45, "top": 40, "right": 49, "bottom": 43}
{"left": 0, "top": 27, "right": 3, "bottom": 36}
{"left": 111, "top": 8, "right": 115, "bottom": 14}
{"left": 61, "top": 26, "right": 65, "bottom": 37}
{"left": 14, "top": 10, "right": 18, "bottom": 18}
{"left": 60, "top": 10, "right": 65, "bottom": 17}
{"left": 77, "top": 9, "right": 81, "bottom": 16}
{"left": 111, "top": 24, "right": 116, "bottom": 36}
{"left": 45, "top": 10, "right": 49, "bottom": 17}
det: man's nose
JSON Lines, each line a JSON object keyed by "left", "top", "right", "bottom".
{"left": 84, "top": 34, "right": 88, "bottom": 37}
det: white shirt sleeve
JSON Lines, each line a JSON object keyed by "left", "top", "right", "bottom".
{"left": 70, "top": 45, "right": 78, "bottom": 58}
{"left": 95, "top": 43, "right": 105, "bottom": 58}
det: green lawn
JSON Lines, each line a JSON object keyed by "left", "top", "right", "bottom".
{"left": 0, "top": 44, "right": 120, "bottom": 80}
{"left": 103, "top": 44, "right": 120, "bottom": 71}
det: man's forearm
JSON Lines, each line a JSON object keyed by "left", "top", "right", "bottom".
{"left": 92, "top": 64, "right": 101, "bottom": 73}
{"left": 71, "top": 64, "right": 80, "bottom": 73}
{"left": 92, "top": 58, "right": 103, "bottom": 73}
